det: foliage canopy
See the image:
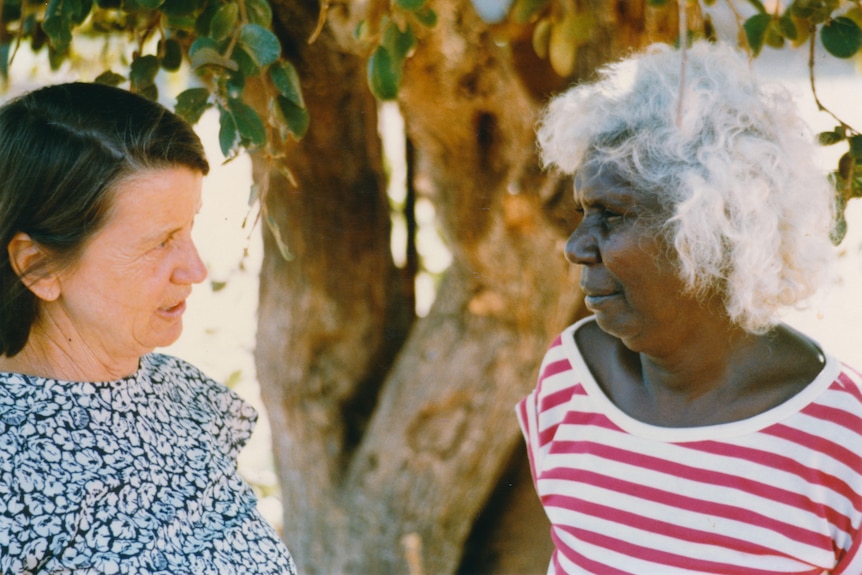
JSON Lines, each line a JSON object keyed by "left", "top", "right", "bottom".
{"left": 0, "top": 0, "right": 859, "bottom": 239}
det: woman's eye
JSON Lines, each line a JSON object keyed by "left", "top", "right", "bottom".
{"left": 602, "top": 210, "right": 623, "bottom": 224}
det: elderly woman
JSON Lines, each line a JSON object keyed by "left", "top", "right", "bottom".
{"left": 517, "top": 41, "right": 862, "bottom": 574}
{"left": 0, "top": 83, "right": 296, "bottom": 574}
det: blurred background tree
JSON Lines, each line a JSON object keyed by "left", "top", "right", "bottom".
{"left": 1, "top": 0, "right": 860, "bottom": 573}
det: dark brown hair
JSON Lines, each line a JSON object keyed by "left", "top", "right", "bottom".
{"left": 0, "top": 82, "right": 210, "bottom": 356}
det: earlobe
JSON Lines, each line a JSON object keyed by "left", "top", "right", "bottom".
{"left": 7, "top": 232, "right": 60, "bottom": 301}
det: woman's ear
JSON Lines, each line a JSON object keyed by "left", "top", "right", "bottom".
{"left": 7, "top": 232, "right": 60, "bottom": 301}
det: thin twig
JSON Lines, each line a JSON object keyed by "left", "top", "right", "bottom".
{"left": 8, "top": 0, "right": 26, "bottom": 69}
{"left": 808, "top": 30, "right": 858, "bottom": 133}
{"left": 309, "top": 0, "right": 329, "bottom": 44}
{"left": 724, "top": 0, "right": 753, "bottom": 57}
{"left": 676, "top": 0, "right": 688, "bottom": 126}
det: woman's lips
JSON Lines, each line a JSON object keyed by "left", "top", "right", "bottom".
{"left": 158, "top": 300, "right": 187, "bottom": 318}
{"left": 583, "top": 292, "right": 620, "bottom": 309}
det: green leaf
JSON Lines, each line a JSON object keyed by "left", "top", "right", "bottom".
{"left": 166, "top": 15, "right": 197, "bottom": 30}
{"left": 549, "top": 11, "right": 578, "bottom": 76}
{"left": 275, "top": 95, "right": 310, "bottom": 140}
{"left": 134, "top": 0, "right": 163, "bottom": 10}
{"left": 646, "top": 0, "right": 670, "bottom": 6}
{"left": 231, "top": 45, "right": 259, "bottom": 77}
{"left": 210, "top": 2, "right": 238, "bottom": 42}
{"left": 190, "top": 46, "right": 239, "bottom": 71}
{"left": 130, "top": 54, "right": 159, "bottom": 92}
{"left": 744, "top": 0, "right": 767, "bottom": 13}
{"left": 743, "top": 13, "right": 772, "bottom": 56}
{"left": 31, "top": 24, "right": 48, "bottom": 52}
{"left": 818, "top": 130, "right": 845, "bottom": 146}
{"left": 510, "top": 0, "right": 549, "bottom": 23}
{"left": 367, "top": 45, "right": 400, "bottom": 100}
{"left": 831, "top": 207, "right": 847, "bottom": 244}
{"left": 244, "top": 0, "right": 272, "bottom": 26}
{"left": 94, "top": 70, "right": 126, "bottom": 86}
{"left": 175, "top": 87, "right": 211, "bottom": 124}
{"left": 48, "top": 46, "right": 67, "bottom": 70}
{"left": 412, "top": 6, "right": 437, "bottom": 27}
{"left": 189, "top": 36, "right": 218, "bottom": 54}
{"left": 791, "top": 0, "right": 839, "bottom": 25}
{"left": 3, "top": 2, "right": 23, "bottom": 22}
{"left": 840, "top": 151, "right": 854, "bottom": 178}
{"left": 228, "top": 98, "right": 267, "bottom": 147}
{"left": 160, "top": 38, "right": 183, "bottom": 71}
{"left": 68, "top": 0, "right": 93, "bottom": 25}
{"left": 821, "top": 16, "right": 862, "bottom": 59}
{"left": 226, "top": 70, "right": 246, "bottom": 98}
{"left": 139, "top": 84, "right": 159, "bottom": 101}
{"left": 160, "top": 0, "right": 200, "bottom": 16}
{"left": 355, "top": 19, "right": 370, "bottom": 40}
{"left": 195, "top": 3, "right": 220, "bottom": 37}
{"left": 765, "top": 18, "right": 785, "bottom": 48}
{"left": 0, "top": 43, "right": 10, "bottom": 80}
{"left": 778, "top": 11, "right": 798, "bottom": 40}
{"left": 219, "top": 107, "right": 239, "bottom": 157}
{"left": 382, "top": 21, "right": 415, "bottom": 65}
{"left": 395, "top": 0, "right": 425, "bottom": 9}
{"left": 42, "top": 16, "right": 72, "bottom": 50}
{"left": 239, "top": 23, "right": 281, "bottom": 67}
{"left": 269, "top": 61, "right": 304, "bottom": 108}
{"left": 265, "top": 215, "right": 293, "bottom": 260}
{"left": 850, "top": 135, "right": 862, "bottom": 160}
{"left": 532, "top": 18, "right": 551, "bottom": 58}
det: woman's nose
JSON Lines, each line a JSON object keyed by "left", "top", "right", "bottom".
{"left": 173, "top": 239, "right": 208, "bottom": 285}
{"left": 564, "top": 224, "right": 600, "bottom": 265}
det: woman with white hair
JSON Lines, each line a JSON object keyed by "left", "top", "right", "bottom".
{"left": 517, "top": 41, "right": 862, "bottom": 574}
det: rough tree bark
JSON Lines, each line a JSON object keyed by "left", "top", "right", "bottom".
{"left": 253, "top": 1, "right": 682, "bottom": 573}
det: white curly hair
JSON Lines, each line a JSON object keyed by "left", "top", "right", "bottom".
{"left": 537, "top": 41, "right": 837, "bottom": 334}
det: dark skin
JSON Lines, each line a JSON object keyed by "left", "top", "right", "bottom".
{"left": 568, "top": 167, "right": 825, "bottom": 428}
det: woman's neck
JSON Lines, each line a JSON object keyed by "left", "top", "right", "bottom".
{"left": 634, "top": 324, "right": 824, "bottom": 426}
{"left": 0, "top": 320, "right": 139, "bottom": 382}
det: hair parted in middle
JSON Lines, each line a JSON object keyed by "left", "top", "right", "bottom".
{"left": 537, "top": 41, "right": 837, "bottom": 334}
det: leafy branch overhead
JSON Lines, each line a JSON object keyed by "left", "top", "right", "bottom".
{"left": 0, "top": 0, "right": 309, "bottom": 162}
{"left": 466, "top": 0, "right": 862, "bottom": 243}
{"left": 3, "top": 0, "right": 859, "bottom": 242}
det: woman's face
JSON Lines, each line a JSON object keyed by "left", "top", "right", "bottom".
{"left": 566, "top": 166, "right": 706, "bottom": 353}
{"left": 45, "top": 166, "right": 207, "bottom": 367}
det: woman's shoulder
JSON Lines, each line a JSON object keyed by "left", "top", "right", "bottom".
{"left": 142, "top": 353, "right": 244, "bottom": 402}
{"left": 142, "top": 353, "right": 259, "bottom": 451}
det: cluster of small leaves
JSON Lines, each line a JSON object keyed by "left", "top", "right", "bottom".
{"left": 503, "top": 0, "right": 594, "bottom": 77}
{"left": 822, "top": 127, "right": 862, "bottom": 241}
{"left": 0, "top": 0, "right": 309, "bottom": 162}
{"left": 358, "top": 0, "right": 437, "bottom": 100}
{"left": 737, "top": 0, "right": 862, "bottom": 243}
{"left": 470, "top": 0, "right": 862, "bottom": 244}
{"left": 741, "top": 0, "right": 862, "bottom": 58}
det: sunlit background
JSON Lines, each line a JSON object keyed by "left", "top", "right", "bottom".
{"left": 2, "top": 14, "right": 861, "bottom": 536}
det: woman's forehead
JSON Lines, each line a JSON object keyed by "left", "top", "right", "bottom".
{"left": 574, "top": 164, "right": 667, "bottom": 214}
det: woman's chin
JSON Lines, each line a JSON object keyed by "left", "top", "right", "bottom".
{"left": 592, "top": 312, "right": 641, "bottom": 346}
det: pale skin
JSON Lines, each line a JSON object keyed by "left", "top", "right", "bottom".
{"left": 0, "top": 166, "right": 207, "bottom": 382}
{"left": 568, "top": 167, "right": 824, "bottom": 427}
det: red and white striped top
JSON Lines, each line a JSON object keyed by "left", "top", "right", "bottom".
{"left": 516, "top": 316, "right": 862, "bottom": 575}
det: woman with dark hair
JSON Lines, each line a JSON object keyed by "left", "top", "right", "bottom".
{"left": 518, "top": 42, "right": 862, "bottom": 574}
{"left": 0, "top": 83, "right": 296, "bottom": 574}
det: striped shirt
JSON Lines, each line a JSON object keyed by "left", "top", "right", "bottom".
{"left": 516, "top": 316, "right": 862, "bottom": 575}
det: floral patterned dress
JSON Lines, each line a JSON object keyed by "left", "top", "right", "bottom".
{"left": 0, "top": 353, "right": 296, "bottom": 575}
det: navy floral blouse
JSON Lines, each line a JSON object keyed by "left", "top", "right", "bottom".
{"left": 0, "top": 353, "right": 296, "bottom": 575}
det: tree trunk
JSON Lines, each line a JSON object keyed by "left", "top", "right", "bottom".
{"left": 254, "top": 1, "right": 679, "bottom": 573}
